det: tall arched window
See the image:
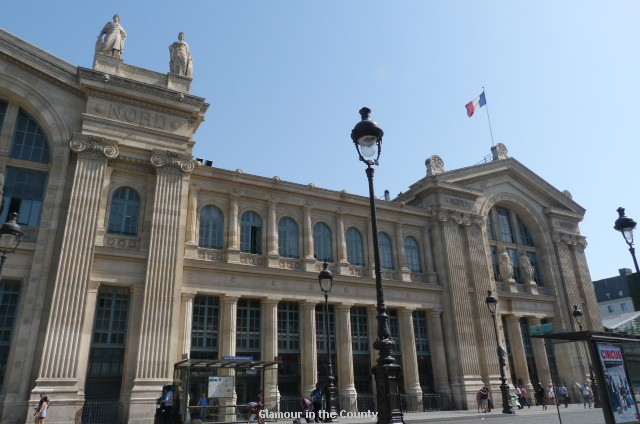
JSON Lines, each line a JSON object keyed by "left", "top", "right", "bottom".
{"left": 486, "top": 205, "right": 543, "bottom": 285}
{"left": 379, "top": 232, "right": 394, "bottom": 270}
{"left": 240, "top": 211, "right": 262, "bottom": 254}
{"left": 278, "top": 217, "right": 299, "bottom": 258}
{"left": 199, "top": 205, "right": 224, "bottom": 249}
{"left": 346, "top": 227, "right": 365, "bottom": 266}
{"left": 313, "top": 222, "right": 333, "bottom": 262}
{"left": 107, "top": 187, "right": 141, "bottom": 236}
{"left": 404, "top": 236, "right": 422, "bottom": 272}
{"left": 1, "top": 103, "right": 51, "bottom": 227}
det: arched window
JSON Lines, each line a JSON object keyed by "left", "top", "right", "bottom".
{"left": 240, "top": 211, "right": 262, "bottom": 254}
{"left": 313, "top": 222, "right": 333, "bottom": 262}
{"left": 486, "top": 205, "right": 543, "bottom": 285}
{"left": 346, "top": 227, "right": 365, "bottom": 266}
{"left": 199, "top": 205, "right": 224, "bottom": 249}
{"left": 107, "top": 187, "right": 141, "bottom": 236}
{"left": 11, "top": 109, "right": 51, "bottom": 163}
{"left": 1, "top": 102, "right": 51, "bottom": 227}
{"left": 379, "top": 232, "right": 394, "bottom": 270}
{"left": 404, "top": 236, "right": 422, "bottom": 272}
{"left": 278, "top": 217, "right": 299, "bottom": 258}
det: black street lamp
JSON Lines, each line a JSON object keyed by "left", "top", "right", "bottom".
{"left": 350, "top": 108, "right": 404, "bottom": 424}
{"left": 572, "top": 305, "right": 601, "bottom": 408}
{"left": 484, "top": 290, "right": 515, "bottom": 415}
{"left": 318, "top": 262, "right": 337, "bottom": 422}
{"left": 614, "top": 207, "right": 640, "bottom": 274}
{"left": 0, "top": 212, "right": 23, "bottom": 277}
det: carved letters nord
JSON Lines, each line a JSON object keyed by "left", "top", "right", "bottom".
{"left": 97, "top": 103, "right": 168, "bottom": 130}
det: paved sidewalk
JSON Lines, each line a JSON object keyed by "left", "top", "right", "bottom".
{"left": 329, "top": 404, "right": 608, "bottom": 424}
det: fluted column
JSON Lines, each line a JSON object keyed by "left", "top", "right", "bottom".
{"left": 336, "top": 304, "right": 356, "bottom": 411}
{"left": 35, "top": 136, "right": 119, "bottom": 413}
{"left": 529, "top": 317, "right": 552, "bottom": 386}
{"left": 395, "top": 222, "right": 411, "bottom": 282}
{"left": 421, "top": 223, "right": 437, "bottom": 284}
{"left": 505, "top": 315, "right": 532, "bottom": 391}
{"left": 426, "top": 310, "right": 452, "bottom": 398}
{"left": 398, "top": 309, "right": 421, "bottom": 392}
{"left": 301, "top": 302, "right": 318, "bottom": 394}
{"left": 262, "top": 299, "right": 280, "bottom": 409}
{"left": 180, "top": 293, "right": 196, "bottom": 359}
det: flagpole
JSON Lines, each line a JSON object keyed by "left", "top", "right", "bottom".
{"left": 482, "top": 86, "right": 495, "bottom": 146}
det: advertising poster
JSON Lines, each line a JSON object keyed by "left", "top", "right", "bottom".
{"left": 208, "top": 376, "right": 235, "bottom": 398}
{"left": 597, "top": 343, "right": 640, "bottom": 423}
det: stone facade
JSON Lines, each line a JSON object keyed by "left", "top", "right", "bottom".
{"left": 0, "top": 27, "right": 601, "bottom": 423}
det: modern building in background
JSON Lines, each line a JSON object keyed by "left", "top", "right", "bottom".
{"left": 0, "top": 24, "right": 601, "bottom": 423}
{"left": 593, "top": 268, "right": 640, "bottom": 334}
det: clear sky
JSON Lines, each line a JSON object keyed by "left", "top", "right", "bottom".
{"left": 3, "top": 1, "right": 639, "bottom": 282}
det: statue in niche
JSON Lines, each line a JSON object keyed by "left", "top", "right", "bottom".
{"left": 96, "top": 14, "right": 127, "bottom": 59}
{"left": 520, "top": 253, "right": 535, "bottom": 284}
{"left": 169, "top": 32, "right": 193, "bottom": 77}
{"left": 498, "top": 248, "right": 514, "bottom": 282}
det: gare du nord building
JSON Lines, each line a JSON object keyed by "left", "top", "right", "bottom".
{"left": 0, "top": 23, "right": 601, "bottom": 423}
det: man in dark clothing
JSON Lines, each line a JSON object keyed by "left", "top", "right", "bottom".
{"left": 310, "top": 383, "right": 325, "bottom": 423}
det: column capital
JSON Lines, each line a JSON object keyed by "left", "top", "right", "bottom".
{"left": 181, "top": 292, "right": 196, "bottom": 302}
{"left": 222, "top": 295, "right": 240, "bottom": 305}
{"left": 151, "top": 150, "right": 194, "bottom": 174}
{"left": 70, "top": 134, "right": 119, "bottom": 160}
{"left": 261, "top": 298, "right": 281, "bottom": 307}
{"left": 397, "top": 308, "right": 414, "bottom": 318}
{"left": 335, "top": 303, "right": 354, "bottom": 312}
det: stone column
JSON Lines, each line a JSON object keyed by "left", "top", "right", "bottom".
{"left": 219, "top": 296, "right": 239, "bottom": 421}
{"left": 267, "top": 200, "right": 280, "bottom": 268}
{"left": 301, "top": 302, "right": 318, "bottom": 394}
{"left": 335, "top": 304, "right": 356, "bottom": 412}
{"left": 395, "top": 222, "right": 411, "bottom": 282}
{"left": 180, "top": 293, "right": 196, "bottom": 359}
{"left": 129, "top": 151, "right": 193, "bottom": 419}
{"left": 95, "top": 166, "right": 114, "bottom": 245}
{"left": 426, "top": 310, "right": 452, "bottom": 399}
{"left": 336, "top": 212, "right": 349, "bottom": 275}
{"left": 303, "top": 205, "right": 316, "bottom": 271}
{"left": 421, "top": 223, "right": 437, "bottom": 284}
{"left": 32, "top": 136, "right": 118, "bottom": 422}
{"left": 227, "top": 195, "right": 240, "bottom": 263}
{"left": 262, "top": 299, "right": 280, "bottom": 410}
{"left": 398, "top": 309, "right": 421, "bottom": 393}
{"left": 184, "top": 185, "right": 200, "bottom": 259}
{"left": 529, "top": 317, "right": 552, "bottom": 386}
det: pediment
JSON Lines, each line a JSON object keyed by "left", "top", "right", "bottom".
{"left": 395, "top": 157, "right": 584, "bottom": 219}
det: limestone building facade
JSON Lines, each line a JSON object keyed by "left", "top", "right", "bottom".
{"left": 0, "top": 25, "right": 601, "bottom": 423}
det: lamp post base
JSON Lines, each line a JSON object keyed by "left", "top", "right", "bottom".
{"left": 372, "top": 361, "right": 405, "bottom": 424}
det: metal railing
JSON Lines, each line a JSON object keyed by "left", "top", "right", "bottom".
{"left": 81, "top": 400, "right": 121, "bottom": 424}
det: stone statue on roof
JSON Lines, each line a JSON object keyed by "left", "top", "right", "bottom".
{"left": 96, "top": 14, "right": 127, "bottom": 59}
{"left": 169, "top": 32, "right": 193, "bottom": 77}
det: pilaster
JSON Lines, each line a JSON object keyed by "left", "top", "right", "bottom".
{"left": 129, "top": 151, "right": 193, "bottom": 420}
{"left": 262, "top": 299, "right": 280, "bottom": 409}
{"left": 395, "top": 222, "right": 411, "bottom": 282}
{"left": 426, "top": 310, "right": 452, "bottom": 400}
{"left": 336, "top": 212, "right": 349, "bottom": 275}
{"left": 227, "top": 195, "right": 240, "bottom": 263}
{"left": 180, "top": 293, "right": 196, "bottom": 358}
{"left": 184, "top": 185, "right": 200, "bottom": 259}
{"left": 32, "top": 135, "right": 118, "bottom": 422}
{"left": 505, "top": 315, "right": 533, "bottom": 391}
{"left": 529, "top": 317, "right": 552, "bottom": 386}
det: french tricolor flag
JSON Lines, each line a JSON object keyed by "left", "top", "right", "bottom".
{"left": 465, "top": 92, "right": 486, "bottom": 117}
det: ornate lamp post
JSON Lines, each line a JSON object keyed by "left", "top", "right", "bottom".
{"left": 0, "top": 212, "right": 23, "bottom": 277}
{"left": 484, "top": 290, "right": 515, "bottom": 414}
{"left": 350, "top": 108, "right": 404, "bottom": 424}
{"left": 318, "top": 262, "right": 337, "bottom": 422}
{"left": 572, "top": 305, "right": 601, "bottom": 408}
{"left": 614, "top": 207, "right": 640, "bottom": 274}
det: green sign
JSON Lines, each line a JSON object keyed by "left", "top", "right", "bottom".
{"left": 529, "top": 323, "right": 553, "bottom": 336}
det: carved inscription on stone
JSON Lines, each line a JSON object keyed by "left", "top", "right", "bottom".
{"left": 446, "top": 196, "right": 472, "bottom": 209}
{"left": 554, "top": 220, "right": 578, "bottom": 232}
{"left": 95, "top": 102, "right": 180, "bottom": 131}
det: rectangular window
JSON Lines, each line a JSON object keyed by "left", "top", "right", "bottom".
{"left": 88, "top": 287, "right": 130, "bottom": 378}
{"left": 0, "top": 280, "right": 20, "bottom": 389}
{"left": 278, "top": 302, "right": 299, "bottom": 352}
{"left": 191, "top": 295, "right": 220, "bottom": 359}
{"left": 2, "top": 167, "right": 47, "bottom": 227}
{"left": 497, "top": 207, "right": 516, "bottom": 243}
{"left": 350, "top": 307, "right": 369, "bottom": 353}
{"left": 237, "top": 299, "right": 261, "bottom": 351}
{"left": 315, "top": 304, "right": 335, "bottom": 353}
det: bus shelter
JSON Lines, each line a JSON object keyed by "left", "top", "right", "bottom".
{"left": 173, "top": 357, "right": 280, "bottom": 423}
{"left": 533, "top": 331, "right": 640, "bottom": 424}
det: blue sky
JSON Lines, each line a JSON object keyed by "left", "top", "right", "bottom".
{"left": 3, "top": 1, "right": 639, "bottom": 282}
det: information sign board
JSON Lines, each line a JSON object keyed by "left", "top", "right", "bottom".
{"left": 208, "top": 376, "right": 235, "bottom": 398}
